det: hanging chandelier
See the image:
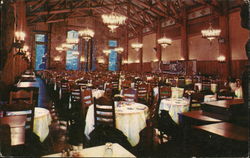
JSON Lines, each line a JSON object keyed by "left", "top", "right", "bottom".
{"left": 131, "top": 43, "right": 143, "bottom": 51}
{"left": 79, "top": 28, "right": 95, "bottom": 41}
{"left": 114, "top": 47, "right": 124, "bottom": 53}
{"left": 201, "top": 23, "right": 221, "bottom": 41}
{"left": 157, "top": 36, "right": 172, "bottom": 48}
{"left": 101, "top": 11, "right": 127, "bottom": 32}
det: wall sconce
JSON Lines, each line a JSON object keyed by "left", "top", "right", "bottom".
{"left": 98, "top": 59, "right": 105, "bottom": 64}
{"left": 135, "top": 60, "right": 140, "bottom": 63}
{"left": 80, "top": 56, "right": 85, "bottom": 62}
{"left": 54, "top": 56, "right": 61, "bottom": 62}
{"left": 217, "top": 55, "right": 226, "bottom": 63}
{"left": 14, "top": 31, "right": 26, "bottom": 55}
{"left": 122, "top": 60, "right": 128, "bottom": 64}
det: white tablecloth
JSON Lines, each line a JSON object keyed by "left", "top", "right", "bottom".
{"left": 34, "top": 107, "right": 52, "bottom": 142}
{"left": 84, "top": 102, "right": 148, "bottom": 146}
{"left": 159, "top": 98, "right": 189, "bottom": 124}
{"left": 204, "top": 95, "right": 217, "bottom": 102}
{"left": 43, "top": 143, "right": 135, "bottom": 157}
{"left": 92, "top": 89, "right": 105, "bottom": 99}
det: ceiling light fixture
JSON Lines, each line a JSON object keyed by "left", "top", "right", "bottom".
{"left": 157, "top": 36, "right": 172, "bottom": 48}
{"left": 131, "top": 42, "right": 143, "bottom": 51}
{"left": 79, "top": 28, "right": 95, "bottom": 41}
{"left": 102, "top": 11, "right": 127, "bottom": 32}
{"left": 201, "top": 23, "right": 221, "bottom": 41}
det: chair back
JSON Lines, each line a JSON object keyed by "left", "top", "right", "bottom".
{"left": 159, "top": 86, "right": 171, "bottom": 100}
{"left": 0, "top": 115, "right": 27, "bottom": 146}
{"left": 121, "top": 80, "right": 132, "bottom": 89}
{"left": 148, "top": 94, "right": 160, "bottom": 124}
{"left": 0, "top": 124, "right": 11, "bottom": 156}
{"left": 202, "top": 80, "right": 211, "bottom": 91}
{"left": 189, "top": 92, "right": 205, "bottom": 111}
{"left": 137, "top": 83, "right": 149, "bottom": 105}
{"left": 70, "top": 84, "right": 81, "bottom": 103}
{"left": 2, "top": 103, "right": 35, "bottom": 132}
{"left": 94, "top": 96, "right": 115, "bottom": 128}
{"left": 9, "top": 89, "right": 33, "bottom": 104}
{"left": 122, "top": 88, "right": 138, "bottom": 102}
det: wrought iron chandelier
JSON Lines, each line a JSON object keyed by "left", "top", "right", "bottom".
{"left": 101, "top": 11, "right": 127, "bottom": 32}
{"left": 131, "top": 42, "right": 143, "bottom": 51}
{"left": 157, "top": 36, "right": 172, "bottom": 48}
{"left": 79, "top": 28, "right": 95, "bottom": 41}
{"left": 201, "top": 23, "right": 221, "bottom": 41}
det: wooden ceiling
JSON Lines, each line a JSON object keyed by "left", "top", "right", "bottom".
{"left": 25, "top": 0, "right": 243, "bottom": 30}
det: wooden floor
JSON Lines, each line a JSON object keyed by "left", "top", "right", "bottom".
{"left": 25, "top": 77, "right": 248, "bottom": 157}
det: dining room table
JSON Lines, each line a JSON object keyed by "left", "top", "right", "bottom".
{"left": 84, "top": 101, "right": 148, "bottom": 147}
{"left": 33, "top": 107, "right": 52, "bottom": 142}
{"left": 159, "top": 97, "right": 190, "bottom": 124}
{"left": 43, "top": 143, "right": 135, "bottom": 157}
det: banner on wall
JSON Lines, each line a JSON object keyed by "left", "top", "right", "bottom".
{"left": 160, "top": 60, "right": 197, "bottom": 75}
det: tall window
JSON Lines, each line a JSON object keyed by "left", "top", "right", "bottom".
{"left": 108, "top": 40, "right": 118, "bottom": 71}
{"left": 66, "top": 30, "right": 79, "bottom": 70}
{"left": 35, "top": 34, "right": 47, "bottom": 70}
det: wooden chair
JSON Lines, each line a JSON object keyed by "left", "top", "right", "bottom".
{"left": 93, "top": 96, "right": 116, "bottom": 128}
{"left": 137, "top": 83, "right": 149, "bottom": 105}
{"left": 0, "top": 115, "right": 27, "bottom": 146}
{"left": 177, "top": 77, "right": 186, "bottom": 88}
{"left": 2, "top": 103, "right": 35, "bottom": 133}
{"left": 0, "top": 124, "right": 11, "bottom": 156}
{"left": 81, "top": 89, "right": 93, "bottom": 118}
{"left": 122, "top": 88, "right": 138, "bottom": 102}
{"left": 104, "top": 83, "right": 113, "bottom": 98}
{"left": 9, "top": 89, "right": 33, "bottom": 104}
{"left": 189, "top": 92, "right": 205, "bottom": 111}
{"left": 202, "top": 80, "right": 211, "bottom": 91}
{"left": 121, "top": 80, "right": 132, "bottom": 89}
{"left": 159, "top": 86, "right": 171, "bottom": 100}
{"left": 76, "top": 79, "right": 88, "bottom": 90}
{"left": 70, "top": 84, "right": 81, "bottom": 103}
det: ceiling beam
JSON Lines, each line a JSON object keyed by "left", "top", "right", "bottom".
{"left": 31, "top": 0, "right": 47, "bottom": 12}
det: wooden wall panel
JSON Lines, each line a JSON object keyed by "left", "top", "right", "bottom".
{"left": 231, "top": 60, "right": 248, "bottom": 78}
{"left": 142, "top": 33, "right": 157, "bottom": 62}
{"left": 196, "top": 60, "right": 247, "bottom": 79}
{"left": 162, "top": 39, "right": 182, "bottom": 61}
{"left": 229, "top": 11, "right": 248, "bottom": 60}
{"left": 189, "top": 35, "right": 219, "bottom": 61}
{"left": 128, "top": 38, "right": 140, "bottom": 63}
{"left": 142, "top": 62, "right": 152, "bottom": 73}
